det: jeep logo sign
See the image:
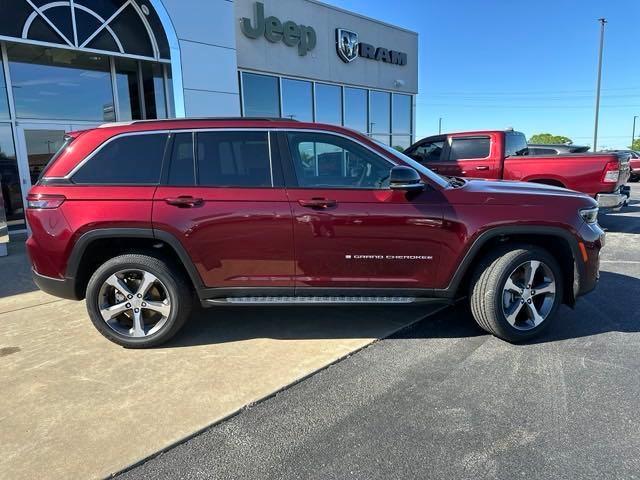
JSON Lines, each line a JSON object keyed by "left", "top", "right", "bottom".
{"left": 240, "top": 2, "right": 317, "bottom": 56}
{"left": 336, "top": 28, "right": 407, "bottom": 66}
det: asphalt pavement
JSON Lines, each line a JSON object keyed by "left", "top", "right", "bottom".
{"left": 119, "top": 184, "right": 640, "bottom": 480}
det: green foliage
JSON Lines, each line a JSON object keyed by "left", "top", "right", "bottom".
{"left": 529, "top": 133, "right": 573, "bottom": 145}
{"left": 629, "top": 139, "right": 640, "bottom": 151}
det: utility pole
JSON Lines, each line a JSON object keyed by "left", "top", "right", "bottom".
{"left": 438, "top": 117, "right": 443, "bottom": 135}
{"left": 593, "top": 18, "right": 607, "bottom": 152}
{"left": 632, "top": 115, "right": 638, "bottom": 149}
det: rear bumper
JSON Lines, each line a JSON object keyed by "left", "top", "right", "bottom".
{"left": 32, "top": 269, "right": 81, "bottom": 301}
{"left": 596, "top": 187, "right": 630, "bottom": 210}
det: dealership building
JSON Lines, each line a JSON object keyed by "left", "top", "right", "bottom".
{"left": 0, "top": 0, "right": 418, "bottom": 233}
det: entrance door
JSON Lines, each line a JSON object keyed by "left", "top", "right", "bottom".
{"left": 15, "top": 123, "right": 96, "bottom": 229}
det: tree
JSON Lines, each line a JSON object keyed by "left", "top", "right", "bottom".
{"left": 529, "top": 133, "right": 573, "bottom": 145}
{"left": 629, "top": 139, "right": 640, "bottom": 151}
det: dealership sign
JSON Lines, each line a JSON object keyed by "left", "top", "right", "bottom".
{"left": 336, "top": 28, "right": 407, "bottom": 66}
{"left": 240, "top": 2, "right": 317, "bottom": 56}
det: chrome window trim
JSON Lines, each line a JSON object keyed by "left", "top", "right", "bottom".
{"left": 57, "top": 128, "right": 401, "bottom": 182}
{"left": 62, "top": 128, "right": 279, "bottom": 186}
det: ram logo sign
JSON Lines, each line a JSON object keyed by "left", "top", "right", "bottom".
{"left": 335, "top": 28, "right": 408, "bottom": 66}
{"left": 336, "top": 28, "right": 359, "bottom": 63}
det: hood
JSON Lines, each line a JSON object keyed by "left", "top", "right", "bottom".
{"left": 446, "top": 178, "right": 597, "bottom": 207}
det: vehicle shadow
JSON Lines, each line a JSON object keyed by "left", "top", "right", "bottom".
{"left": 166, "top": 271, "right": 639, "bottom": 348}
{"left": 598, "top": 199, "right": 640, "bottom": 234}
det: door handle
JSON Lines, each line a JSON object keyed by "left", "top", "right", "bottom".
{"left": 431, "top": 167, "right": 439, "bottom": 172}
{"left": 475, "top": 166, "right": 489, "bottom": 171}
{"left": 298, "top": 198, "right": 337, "bottom": 209}
{"left": 165, "top": 196, "right": 204, "bottom": 208}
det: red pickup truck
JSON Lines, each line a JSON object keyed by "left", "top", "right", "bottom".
{"left": 404, "top": 130, "right": 631, "bottom": 210}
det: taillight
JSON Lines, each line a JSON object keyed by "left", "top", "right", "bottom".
{"left": 602, "top": 160, "right": 620, "bottom": 183}
{"left": 27, "top": 194, "right": 66, "bottom": 209}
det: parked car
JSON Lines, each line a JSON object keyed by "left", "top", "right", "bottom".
{"left": 26, "top": 119, "right": 604, "bottom": 348}
{"left": 528, "top": 144, "right": 591, "bottom": 155}
{"left": 405, "top": 130, "right": 631, "bottom": 210}
{"left": 602, "top": 150, "right": 640, "bottom": 182}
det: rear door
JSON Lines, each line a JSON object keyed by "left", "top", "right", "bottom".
{"left": 447, "top": 134, "right": 497, "bottom": 178}
{"left": 152, "top": 129, "right": 295, "bottom": 294}
{"left": 280, "top": 130, "right": 445, "bottom": 292}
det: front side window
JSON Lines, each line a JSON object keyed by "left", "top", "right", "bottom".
{"left": 449, "top": 137, "right": 491, "bottom": 161}
{"left": 73, "top": 133, "right": 168, "bottom": 184}
{"left": 287, "top": 132, "right": 392, "bottom": 189}
{"left": 196, "top": 131, "right": 272, "bottom": 187}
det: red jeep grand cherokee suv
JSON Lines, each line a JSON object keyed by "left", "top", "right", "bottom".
{"left": 26, "top": 118, "right": 604, "bottom": 348}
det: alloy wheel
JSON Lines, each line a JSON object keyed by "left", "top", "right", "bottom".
{"left": 501, "top": 260, "right": 556, "bottom": 331}
{"left": 98, "top": 269, "right": 171, "bottom": 338}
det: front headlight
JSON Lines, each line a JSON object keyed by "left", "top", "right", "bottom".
{"left": 580, "top": 206, "right": 599, "bottom": 224}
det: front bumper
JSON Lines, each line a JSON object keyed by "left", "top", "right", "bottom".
{"left": 575, "top": 221, "right": 605, "bottom": 298}
{"left": 32, "top": 269, "right": 81, "bottom": 301}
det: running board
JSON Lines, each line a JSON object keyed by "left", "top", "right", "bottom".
{"left": 204, "top": 296, "right": 446, "bottom": 306}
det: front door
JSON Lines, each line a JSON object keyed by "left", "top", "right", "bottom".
{"left": 281, "top": 131, "right": 446, "bottom": 292}
{"left": 152, "top": 130, "right": 295, "bottom": 294}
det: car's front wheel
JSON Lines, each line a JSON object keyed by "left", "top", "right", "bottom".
{"left": 86, "top": 253, "right": 193, "bottom": 348}
{"left": 469, "top": 245, "right": 563, "bottom": 342}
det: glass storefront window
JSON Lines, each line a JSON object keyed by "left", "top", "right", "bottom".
{"left": 142, "top": 62, "right": 167, "bottom": 120}
{"left": 314, "top": 83, "right": 342, "bottom": 126}
{"left": 369, "top": 91, "right": 390, "bottom": 134}
{"left": 242, "top": 72, "right": 280, "bottom": 117}
{"left": 0, "top": 64, "right": 9, "bottom": 120}
{"left": 281, "top": 78, "right": 312, "bottom": 122}
{"left": 0, "top": 125, "right": 23, "bottom": 230}
{"left": 344, "top": 87, "right": 367, "bottom": 133}
{"left": 7, "top": 43, "right": 114, "bottom": 122}
{"left": 392, "top": 93, "right": 412, "bottom": 134}
{"left": 115, "top": 58, "right": 141, "bottom": 121}
{"left": 392, "top": 136, "right": 412, "bottom": 152}
{"left": 371, "top": 134, "right": 391, "bottom": 146}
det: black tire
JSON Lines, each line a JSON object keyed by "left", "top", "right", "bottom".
{"left": 469, "top": 245, "right": 563, "bottom": 342}
{"left": 86, "top": 253, "right": 193, "bottom": 348}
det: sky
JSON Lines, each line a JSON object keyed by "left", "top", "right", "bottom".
{"left": 333, "top": 0, "right": 640, "bottom": 149}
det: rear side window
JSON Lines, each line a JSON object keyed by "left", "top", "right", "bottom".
{"left": 73, "top": 133, "right": 168, "bottom": 184}
{"left": 505, "top": 132, "right": 529, "bottom": 157}
{"left": 410, "top": 141, "right": 444, "bottom": 163}
{"left": 449, "top": 137, "right": 490, "bottom": 161}
{"left": 167, "top": 133, "right": 195, "bottom": 186}
{"left": 196, "top": 131, "right": 272, "bottom": 187}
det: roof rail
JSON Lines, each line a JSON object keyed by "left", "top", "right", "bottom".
{"left": 98, "top": 117, "right": 299, "bottom": 128}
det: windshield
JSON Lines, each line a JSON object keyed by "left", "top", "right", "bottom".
{"left": 373, "top": 141, "right": 450, "bottom": 188}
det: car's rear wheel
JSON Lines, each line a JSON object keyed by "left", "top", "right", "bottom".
{"left": 86, "top": 254, "right": 192, "bottom": 348}
{"left": 469, "top": 245, "right": 563, "bottom": 342}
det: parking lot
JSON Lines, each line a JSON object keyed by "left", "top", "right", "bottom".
{"left": 117, "top": 185, "right": 640, "bottom": 479}
{"left": 1, "top": 185, "right": 638, "bottom": 480}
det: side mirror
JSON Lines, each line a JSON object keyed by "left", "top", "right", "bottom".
{"left": 389, "top": 166, "right": 425, "bottom": 192}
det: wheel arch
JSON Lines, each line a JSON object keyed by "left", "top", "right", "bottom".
{"left": 66, "top": 228, "right": 204, "bottom": 300}
{"left": 447, "top": 226, "right": 582, "bottom": 307}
